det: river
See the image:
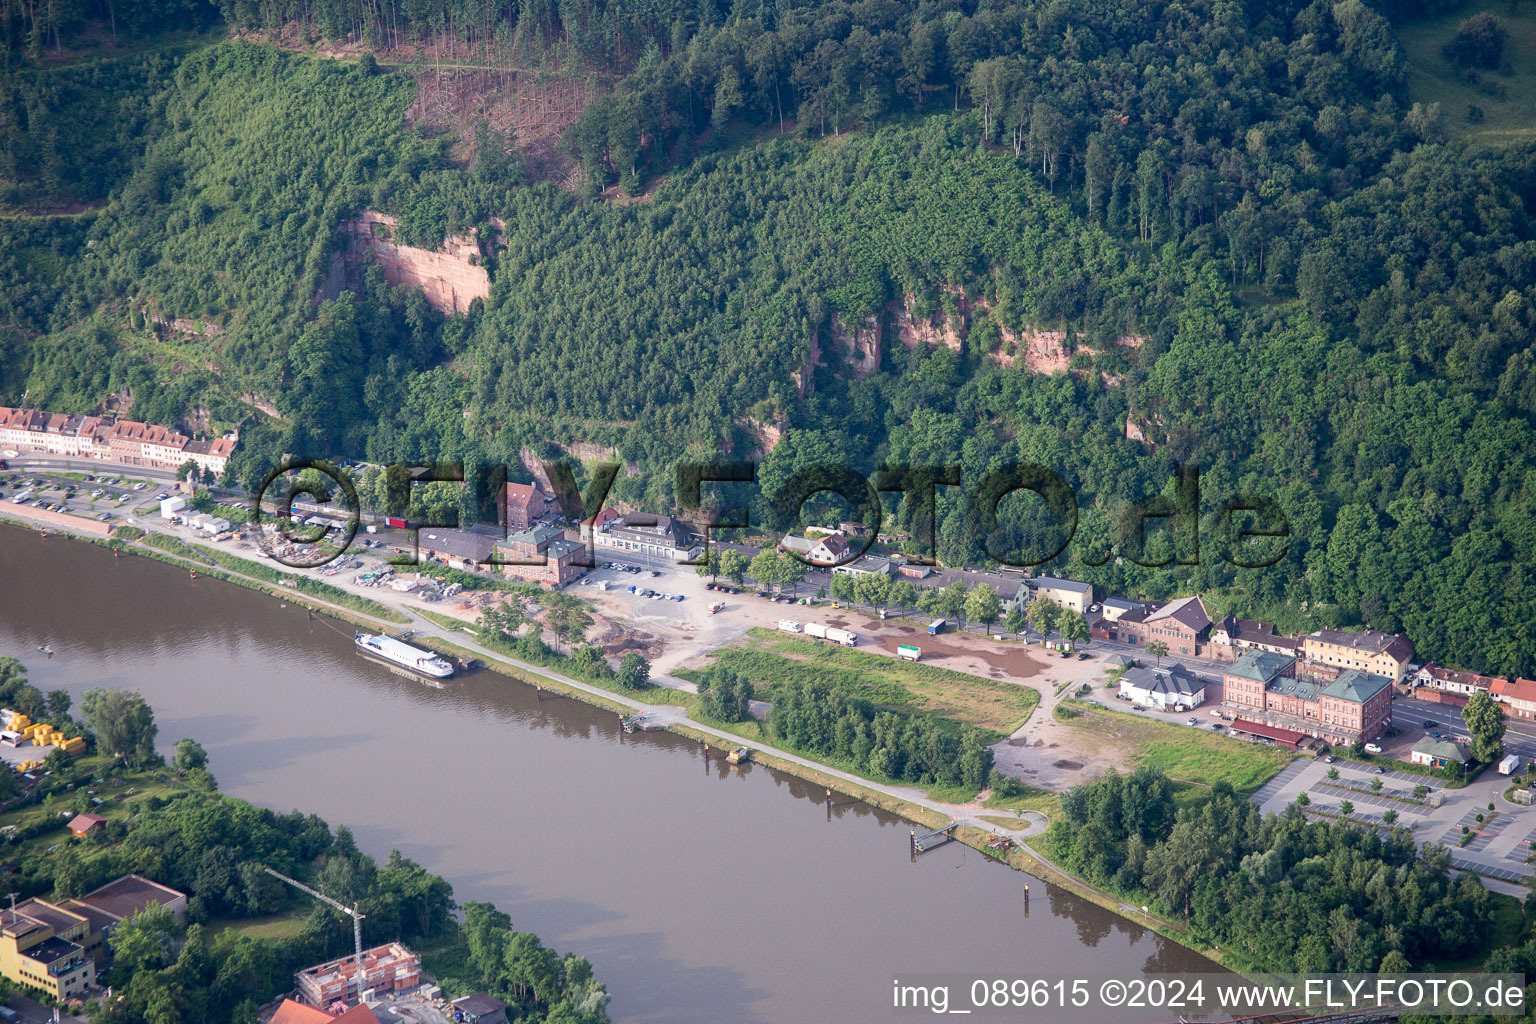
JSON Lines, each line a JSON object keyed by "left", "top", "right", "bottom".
{"left": 0, "top": 525, "right": 1217, "bottom": 1022}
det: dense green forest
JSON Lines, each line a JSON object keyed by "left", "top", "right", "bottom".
{"left": 2, "top": 0, "right": 1536, "bottom": 675}
{"left": 1041, "top": 766, "right": 1500, "bottom": 973}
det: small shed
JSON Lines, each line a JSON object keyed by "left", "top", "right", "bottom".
{"left": 1410, "top": 736, "right": 1471, "bottom": 768}
{"left": 451, "top": 993, "right": 509, "bottom": 1024}
{"left": 67, "top": 812, "right": 107, "bottom": 837}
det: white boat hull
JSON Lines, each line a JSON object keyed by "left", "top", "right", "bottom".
{"left": 354, "top": 633, "right": 455, "bottom": 678}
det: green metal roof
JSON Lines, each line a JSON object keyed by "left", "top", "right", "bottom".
{"left": 1225, "top": 650, "right": 1296, "bottom": 683}
{"left": 1319, "top": 669, "right": 1394, "bottom": 705}
{"left": 1411, "top": 736, "right": 1470, "bottom": 763}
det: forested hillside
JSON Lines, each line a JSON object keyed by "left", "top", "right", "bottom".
{"left": 2, "top": 0, "right": 1536, "bottom": 676}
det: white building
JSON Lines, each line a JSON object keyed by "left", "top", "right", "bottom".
{"left": 1118, "top": 665, "right": 1205, "bottom": 711}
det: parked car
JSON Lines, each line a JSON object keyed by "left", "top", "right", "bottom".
{"left": 1374, "top": 766, "right": 1386, "bottom": 774}
{"left": 1187, "top": 717, "right": 1197, "bottom": 725}
{"left": 1423, "top": 720, "right": 1435, "bottom": 728}
{"left": 1077, "top": 652, "right": 1090, "bottom": 660}
{"left": 1324, "top": 755, "right": 1335, "bottom": 763}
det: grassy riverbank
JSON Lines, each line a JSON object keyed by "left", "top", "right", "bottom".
{"left": 684, "top": 628, "right": 1040, "bottom": 735}
{"left": 1053, "top": 701, "right": 1292, "bottom": 794}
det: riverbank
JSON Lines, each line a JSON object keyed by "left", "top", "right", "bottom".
{"left": 0, "top": 510, "right": 1219, "bottom": 968}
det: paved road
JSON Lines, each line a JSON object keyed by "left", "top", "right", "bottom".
{"left": 1402, "top": 696, "right": 1536, "bottom": 761}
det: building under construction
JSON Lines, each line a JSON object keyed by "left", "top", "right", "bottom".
{"left": 295, "top": 942, "right": 422, "bottom": 1009}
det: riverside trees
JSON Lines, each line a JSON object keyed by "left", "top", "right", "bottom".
{"left": 1044, "top": 768, "right": 1491, "bottom": 973}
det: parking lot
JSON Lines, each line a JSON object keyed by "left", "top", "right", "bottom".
{"left": 0, "top": 465, "right": 164, "bottom": 524}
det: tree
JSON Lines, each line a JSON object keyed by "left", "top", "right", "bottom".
{"left": 80, "top": 688, "right": 159, "bottom": 766}
{"left": 173, "top": 738, "right": 209, "bottom": 775}
{"left": 778, "top": 557, "right": 808, "bottom": 597}
{"left": 1442, "top": 13, "right": 1507, "bottom": 70}
{"left": 748, "top": 550, "right": 782, "bottom": 592}
{"left": 915, "top": 586, "right": 943, "bottom": 617}
{"left": 1370, "top": 777, "right": 1383, "bottom": 792}
{"left": 1339, "top": 800, "right": 1354, "bottom": 818}
{"left": 1413, "top": 784, "right": 1429, "bottom": 800}
{"left": 1463, "top": 691, "right": 1506, "bottom": 764}
{"left": 176, "top": 459, "right": 197, "bottom": 482}
{"left": 830, "top": 573, "right": 856, "bottom": 604}
{"left": 45, "top": 688, "right": 71, "bottom": 719}
{"left": 1059, "top": 611, "right": 1089, "bottom": 647}
{"left": 1295, "top": 791, "right": 1310, "bottom": 807}
{"left": 888, "top": 579, "right": 916, "bottom": 613}
{"left": 617, "top": 653, "right": 650, "bottom": 691}
{"left": 1146, "top": 640, "right": 1169, "bottom": 665}
{"left": 855, "top": 571, "right": 892, "bottom": 611}
{"left": 108, "top": 903, "right": 180, "bottom": 979}
{"left": 1024, "top": 597, "right": 1058, "bottom": 635}
{"left": 965, "top": 584, "right": 1002, "bottom": 635}
{"left": 1003, "top": 608, "right": 1024, "bottom": 636}
{"left": 1381, "top": 809, "right": 1397, "bottom": 825}
{"left": 939, "top": 581, "right": 969, "bottom": 624}
{"left": 1327, "top": 767, "right": 1340, "bottom": 781}
{"left": 718, "top": 549, "right": 749, "bottom": 586}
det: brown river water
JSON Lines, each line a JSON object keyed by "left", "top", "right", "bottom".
{"left": 0, "top": 525, "right": 1218, "bottom": 1022}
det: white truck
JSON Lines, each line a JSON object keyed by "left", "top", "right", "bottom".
{"left": 778, "top": 619, "right": 803, "bottom": 634}
{"left": 806, "top": 623, "right": 857, "bottom": 646}
{"left": 1501, "top": 754, "right": 1522, "bottom": 775}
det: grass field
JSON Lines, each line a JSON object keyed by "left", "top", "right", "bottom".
{"left": 1054, "top": 702, "right": 1293, "bottom": 793}
{"left": 210, "top": 913, "right": 309, "bottom": 941}
{"left": 684, "top": 627, "right": 1039, "bottom": 735}
{"left": 1398, "top": 6, "right": 1536, "bottom": 147}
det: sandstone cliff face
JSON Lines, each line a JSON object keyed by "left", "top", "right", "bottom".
{"left": 888, "top": 291, "right": 965, "bottom": 350}
{"left": 738, "top": 417, "right": 784, "bottom": 458}
{"left": 336, "top": 211, "right": 491, "bottom": 315}
{"left": 829, "top": 312, "right": 882, "bottom": 377}
{"left": 791, "top": 329, "right": 823, "bottom": 399}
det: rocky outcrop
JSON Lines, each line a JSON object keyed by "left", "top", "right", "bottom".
{"left": 1125, "top": 409, "right": 1161, "bottom": 447}
{"left": 330, "top": 211, "right": 490, "bottom": 315}
{"left": 888, "top": 292, "right": 965, "bottom": 350}
{"left": 791, "top": 330, "right": 822, "bottom": 399}
{"left": 829, "top": 312, "right": 882, "bottom": 377}
{"left": 737, "top": 417, "right": 784, "bottom": 458}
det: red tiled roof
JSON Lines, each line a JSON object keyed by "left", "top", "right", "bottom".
{"left": 329, "top": 1006, "right": 382, "bottom": 1024}
{"left": 504, "top": 482, "right": 543, "bottom": 509}
{"left": 1229, "top": 719, "right": 1309, "bottom": 746}
{"left": 1493, "top": 677, "right": 1536, "bottom": 705}
{"left": 270, "top": 999, "right": 336, "bottom": 1024}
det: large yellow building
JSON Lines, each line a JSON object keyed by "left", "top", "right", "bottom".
{"left": 0, "top": 873, "right": 187, "bottom": 1001}
{"left": 1302, "top": 628, "right": 1414, "bottom": 683}
{"left": 0, "top": 899, "right": 95, "bottom": 1000}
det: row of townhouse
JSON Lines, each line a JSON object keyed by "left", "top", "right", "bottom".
{"left": 1411, "top": 662, "right": 1536, "bottom": 720}
{"left": 0, "top": 406, "right": 236, "bottom": 477}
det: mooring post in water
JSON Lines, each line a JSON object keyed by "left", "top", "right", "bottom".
{"left": 535, "top": 685, "right": 542, "bottom": 701}
{"left": 702, "top": 740, "right": 710, "bottom": 770}
{"left": 909, "top": 828, "right": 916, "bottom": 861}
{"left": 189, "top": 568, "right": 196, "bottom": 580}
{"left": 826, "top": 789, "right": 832, "bottom": 821}
{"left": 1024, "top": 884, "right": 1029, "bottom": 913}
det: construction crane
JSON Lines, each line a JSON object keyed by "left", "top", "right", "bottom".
{"left": 264, "top": 866, "right": 365, "bottom": 981}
